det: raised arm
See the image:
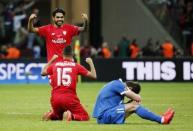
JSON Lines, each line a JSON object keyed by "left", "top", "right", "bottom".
{"left": 41, "top": 55, "right": 58, "bottom": 76}
{"left": 28, "top": 14, "right": 39, "bottom": 33}
{"left": 85, "top": 57, "right": 97, "bottom": 79}
{"left": 79, "top": 13, "right": 88, "bottom": 32}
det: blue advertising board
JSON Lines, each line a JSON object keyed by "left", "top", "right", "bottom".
{"left": 0, "top": 59, "right": 48, "bottom": 84}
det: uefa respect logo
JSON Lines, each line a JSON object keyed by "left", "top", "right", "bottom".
{"left": 0, "top": 62, "right": 47, "bottom": 82}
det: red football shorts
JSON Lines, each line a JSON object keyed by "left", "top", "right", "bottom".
{"left": 49, "top": 93, "right": 89, "bottom": 121}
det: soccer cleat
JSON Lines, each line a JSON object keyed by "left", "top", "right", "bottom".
{"left": 64, "top": 110, "right": 72, "bottom": 121}
{"left": 161, "top": 108, "right": 173, "bottom": 116}
{"left": 162, "top": 108, "right": 175, "bottom": 124}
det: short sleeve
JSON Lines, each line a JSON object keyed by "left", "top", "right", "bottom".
{"left": 113, "top": 80, "right": 126, "bottom": 95}
{"left": 76, "top": 64, "right": 88, "bottom": 76}
{"left": 38, "top": 25, "right": 49, "bottom": 37}
{"left": 68, "top": 25, "right": 79, "bottom": 36}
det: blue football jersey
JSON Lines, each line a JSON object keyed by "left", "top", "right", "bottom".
{"left": 92, "top": 79, "right": 126, "bottom": 118}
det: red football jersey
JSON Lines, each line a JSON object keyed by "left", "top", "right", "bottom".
{"left": 47, "top": 58, "right": 89, "bottom": 95}
{"left": 38, "top": 24, "right": 79, "bottom": 61}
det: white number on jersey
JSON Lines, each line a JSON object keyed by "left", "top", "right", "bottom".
{"left": 57, "top": 67, "right": 72, "bottom": 86}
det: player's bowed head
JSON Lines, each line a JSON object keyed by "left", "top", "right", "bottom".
{"left": 126, "top": 81, "right": 141, "bottom": 94}
{"left": 124, "top": 81, "right": 141, "bottom": 103}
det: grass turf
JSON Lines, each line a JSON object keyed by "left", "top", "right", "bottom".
{"left": 0, "top": 82, "right": 193, "bottom": 131}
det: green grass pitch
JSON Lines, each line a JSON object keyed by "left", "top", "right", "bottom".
{"left": 0, "top": 82, "right": 193, "bottom": 131}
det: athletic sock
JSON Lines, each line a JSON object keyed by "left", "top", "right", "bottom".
{"left": 135, "top": 105, "right": 162, "bottom": 123}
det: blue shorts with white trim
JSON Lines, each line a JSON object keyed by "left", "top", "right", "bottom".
{"left": 97, "top": 104, "right": 125, "bottom": 124}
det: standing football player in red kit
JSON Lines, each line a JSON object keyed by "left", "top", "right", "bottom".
{"left": 28, "top": 8, "right": 88, "bottom": 61}
{"left": 41, "top": 46, "right": 97, "bottom": 121}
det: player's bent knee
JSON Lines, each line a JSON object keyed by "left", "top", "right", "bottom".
{"left": 81, "top": 114, "right": 90, "bottom": 121}
{"left": 125, "top": 102, "right": 140, "bottom": 112}
{"left": 83, "top": 116, "right": 90, "bottom": 121}
{"left": 72, "top": 114, "right": 90, "bottom": 121}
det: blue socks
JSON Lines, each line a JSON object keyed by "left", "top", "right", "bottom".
{"left": 135, "top": 105, "right": 162, "bottom": 123}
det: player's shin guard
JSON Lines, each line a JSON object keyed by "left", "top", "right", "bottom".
{"left": 135, "top": 106, "right": 162, "bottom": 123}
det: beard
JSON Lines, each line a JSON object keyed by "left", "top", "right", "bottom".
{"left": 55, "top": 20, "right": 64, "bottom": 27}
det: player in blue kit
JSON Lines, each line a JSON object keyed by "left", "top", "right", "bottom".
{"left": 92, "top": 79, "right": 175, "bottom": 124}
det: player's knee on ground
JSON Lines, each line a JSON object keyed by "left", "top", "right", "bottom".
{"left": 124, "top": 101, "right": 140, "bottom": 113}
{"left": 69, "top": 104, "right": 90, "bottom": 121}
{"left": 82, "top": 114, "right": 89, "bottom": 121}
{"left": 82, "top": 112, "right": 90, "bottom": 121}
{"left": 72, "top": 112, "right": 90, "bottom": 121}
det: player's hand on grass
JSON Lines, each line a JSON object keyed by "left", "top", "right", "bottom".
{"left": 81, "top": 13, "right": 88, "bottom": 20}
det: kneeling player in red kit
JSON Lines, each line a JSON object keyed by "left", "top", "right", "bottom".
{"left": 41, "top": 46, "right": 97, "bottom": 121}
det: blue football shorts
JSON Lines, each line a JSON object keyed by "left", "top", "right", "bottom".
{"left": 97, "top": 104, "right": 125, "bottom": 124}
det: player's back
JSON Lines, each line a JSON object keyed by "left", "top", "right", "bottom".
{"left": 50, "top": 59, "right": 80, "bottom": 95}
{"left": 92, "top": 79, "right": 125, "bottom": 118}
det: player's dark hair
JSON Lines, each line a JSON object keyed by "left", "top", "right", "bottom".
{"left": 52, "top": 8, "right": 66, "bottom": 17}
{"left": 63, "top": 46, "right": 73, "bottom": 56}
{"left": 126, "top": 81, "right": 141, "bottom": 94}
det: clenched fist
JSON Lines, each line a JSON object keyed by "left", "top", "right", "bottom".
{"left": 29, "top": 14, "right": 37, "bottom": 21}
{"left": 85, "top": 57, "right": 93, "bottom": 64}
{"left": 81, "top": 13, "right": 88, "bottom": 20}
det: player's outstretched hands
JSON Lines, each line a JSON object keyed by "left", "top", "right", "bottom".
{"left": 29, "top": 13, "right": 37, "bottom": 20}
{"left": 81, "top": 13, "right": 88, "bottom": 20}
{"left": 85, "top": 57, "right": 93, "bottom": 64}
